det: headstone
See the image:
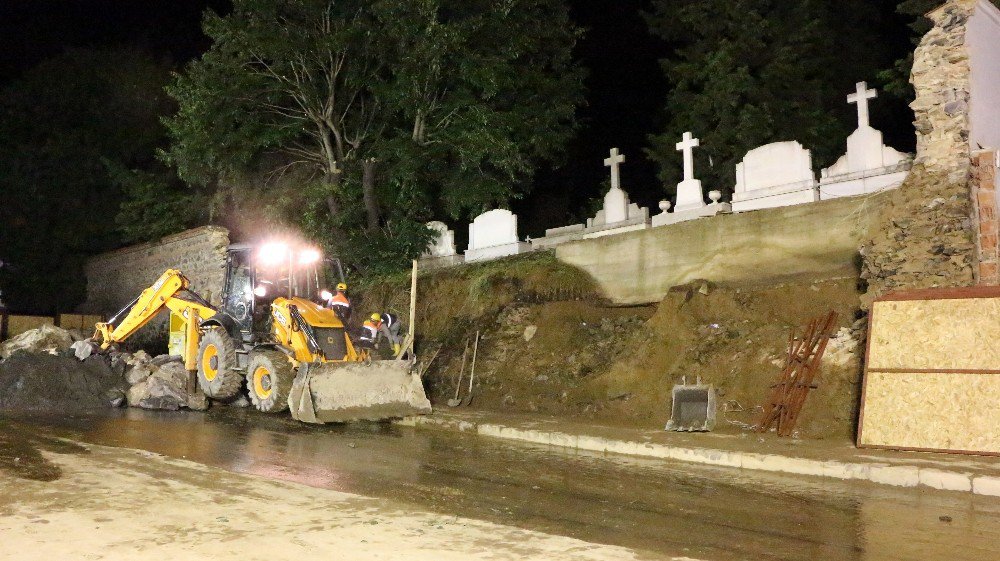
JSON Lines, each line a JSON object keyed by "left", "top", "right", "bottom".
{"left": 652, "top": 132, "right": 731, "bottom": 227}
{"left": 531, "top": 149, "right": 649, "bottom": 249}
{"left": 731, "top": 141, "right": 818, "bottom": 212}
{"left": 586, "top": 148, "right": 649, "bottom": 235}
{"left": 424, "top": 221, "right": 457, "bottom": 257}
{"left": 819, "top": 82, "right": 912, "bottom": 199}
{"left": 420, "top": 221, "right": 464, "bottom": 269}
{"left": 465, "top": 209, "right": 529, "bottom": 262}
{"left": 674, "top": 132, "right": 705, "bottom": 212}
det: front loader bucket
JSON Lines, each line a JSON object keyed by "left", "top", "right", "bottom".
{"left": 664, "top": 381, "right": 717, "bottom": 432}
{"left": 288, "top": 360, "right": 432, "bottom": 424}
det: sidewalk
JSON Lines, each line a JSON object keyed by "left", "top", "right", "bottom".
{"left": 397, "top": 409, "right": 1000, "bottom": 497}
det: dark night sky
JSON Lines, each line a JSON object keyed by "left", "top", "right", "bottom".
{"left": 0, "top": 0, "right": 912, "bottom": 241}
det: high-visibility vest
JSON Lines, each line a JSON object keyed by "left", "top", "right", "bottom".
{"left": 330, "top": 292, "right": 350, "bottom": 310}
{"left": 360, "top": 320, "right": 380, "bottom": 343}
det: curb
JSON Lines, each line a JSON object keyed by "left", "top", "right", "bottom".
{"left": 396, "top": 415, "right": 1000, "bottom": 497}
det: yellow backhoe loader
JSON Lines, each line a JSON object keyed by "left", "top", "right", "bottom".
{"left": 89, "top": 241, "right": 431, "bottom": 423}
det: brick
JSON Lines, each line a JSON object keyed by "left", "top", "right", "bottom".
{"left": 980, "top": 233, "right": 998, "bottom": 251}
{"left": 981, "top": 262, "right": 999, "bottom": 284}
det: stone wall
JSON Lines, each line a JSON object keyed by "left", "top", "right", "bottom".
{"left": 860, "top": 0, "right": 986, "bottom": 305}
{"left": 79, "top": 226, "right": 230, "bottom": 345}
{"left": 555, "top": 195, "right": 877, "bottom": 305}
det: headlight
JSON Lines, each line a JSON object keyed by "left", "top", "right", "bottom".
{"left": 253, "top": 285, "right": 268, "bottom": 297}
{"left": 319, "top": 289, "right": 333, "bottom": 301}
{"left": 259, "top": 242, "right": 288, "bottom": 266}
{"left": 299, "top": 248, "right": 321, "bottom": 265}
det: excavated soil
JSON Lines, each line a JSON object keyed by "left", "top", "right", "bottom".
{"left": 0, "top": 351, "right": 127, "bottom": 413}
{"left": 412, "top": 275, "right": 863, "bottom": 440}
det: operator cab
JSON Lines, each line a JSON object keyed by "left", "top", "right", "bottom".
{"left": 220, "top": 242, "right": 344, "bottom": 343}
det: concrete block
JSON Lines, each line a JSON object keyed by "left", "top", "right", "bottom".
{"left": 972, "top": 475, "right": 1000, "bottom": 496}
{"left": 869, "top": 464, "right": 921, "bottom": 488}
{"left": 918, "top": 468, "right": 973, "bottom": 492}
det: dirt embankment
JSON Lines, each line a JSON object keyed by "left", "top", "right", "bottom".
{"left": 361, "top": 253, "right": 865, "bottom": 439}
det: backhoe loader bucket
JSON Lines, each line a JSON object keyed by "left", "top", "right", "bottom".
{"left": 664, "top": 377, "right": 717, "bottom": 432}
{"left": 288, "top": 360, "right": 432, "bottom": 424}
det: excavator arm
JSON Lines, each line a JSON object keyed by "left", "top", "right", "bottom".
{"left": 93, "top": 269, "right": 217, "bottom": 370}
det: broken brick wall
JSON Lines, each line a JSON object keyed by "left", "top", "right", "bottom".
{"left": 972, "top": 150, "right": 1000, "bottom": 284}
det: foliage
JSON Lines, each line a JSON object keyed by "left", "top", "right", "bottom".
{"left": 162, "top": 0, "right": 585, "bottom": 273}
{"left": 0, "top": 48, "right": 176, "bottom": 313}
{"left": 645, "top": 0, "right": 896, "bottom": 198}
{"left": 881, "top": 0, "right": 1000, "bottom": 98}
{"left": 109, "top": 163, "right": 209, "bottom": 244}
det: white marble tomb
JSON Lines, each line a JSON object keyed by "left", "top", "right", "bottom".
{"left": 464, "top": 209, "right": 529, "bottom": 262}
{"left": 652, "top": 132, "right": 731, "bottom": 227}
{"left": 731, "top": 141, "right": 819, "bottom": 212}
{"left": 819, "top": 82, "right": 911, "bottom": 199}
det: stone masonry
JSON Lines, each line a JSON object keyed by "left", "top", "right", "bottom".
{"left": 860, "top": 0, "right": 982, "bottom": 306}
{"left": 79, "top": 226, "right": 230, "bottom": 346}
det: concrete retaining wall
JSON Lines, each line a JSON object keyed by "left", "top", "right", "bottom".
{"left": 555, "top": 195, "right": 879, "bottom": 305}
{"left": 79, "top": 227, "right": 230, "bottom": 346}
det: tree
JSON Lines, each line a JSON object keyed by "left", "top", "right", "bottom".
{"left": 0, "top": 48, "right": 184, "bottom": 313}
{"left": 882, "top": 0, "right": 1000, "bottom": 98}
{"left": 645, "top": 0, "right": 897, "bottom": 199}
{"left": 162, "top": 0, "right": 584, "bottom": 273}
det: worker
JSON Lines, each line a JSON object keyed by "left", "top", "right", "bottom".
{"left": 326, "top": 282, "right": 352, "bottom": 321}
{"left": 358, "top": 312, "right": 404, "bottom": 355}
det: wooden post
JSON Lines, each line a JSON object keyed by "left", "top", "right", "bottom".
{"left": 408, "top": 259, "right": 418, "bottom": 356}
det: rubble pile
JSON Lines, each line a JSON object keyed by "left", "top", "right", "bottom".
{"left": 0, "top": 326, "right": 208, "bottom": 413}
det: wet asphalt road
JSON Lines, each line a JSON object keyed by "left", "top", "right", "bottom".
{"left": 4, "top": 407, "right": 1000, "bottom": 561}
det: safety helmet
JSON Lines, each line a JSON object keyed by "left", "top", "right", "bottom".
{"left": 370, "top": 313, "right": 382, "bottom": 322}
{"left": 336, "top": 282, "right": 348, "bottom": 291}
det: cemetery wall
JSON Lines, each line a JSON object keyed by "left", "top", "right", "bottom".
{"left": 555, "top": 195, "right": 876, "bottom": 305}
{"left": 79, "top": 226, "right": 230, "bottom": 347}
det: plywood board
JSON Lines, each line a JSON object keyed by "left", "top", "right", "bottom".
{"left": 867, "top": 298, "right": 1000, "bottom": 371}
{"left": 859, "top": 289, "right": 1000, "bottom": 455}
{"left": 859, "top": 371, "right": 1000, "bottom": 452}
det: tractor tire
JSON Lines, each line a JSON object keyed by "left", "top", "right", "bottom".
{"left": 246, "top": 349, "right": 295, "bottom": 413}
{"left": 196, "top": 327, "right": 242, "bottom": 400}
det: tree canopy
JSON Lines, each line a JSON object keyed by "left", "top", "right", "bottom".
{"left": 160, "top": 0, "right": 585, "bottom": 273}
{"left": 645, "top": 0, "right": 902, "bottom": 200}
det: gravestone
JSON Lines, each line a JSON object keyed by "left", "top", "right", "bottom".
{"left": 420, "top": 221, "right": 463, "bottom": 268}
{"left": 585, "top": 148, "right": 649, "bottom": 235}
{"left": 653, "top": 132, "right": 731, "bottom": 227}
{"left": 731, "top": 141, "right": 818, "bottom": 212}
{"left": 820, "top": 82, "right": 911, "bottom": 199}
{"left": 465, "top": 209, "right": 529, "bottom": 262}
{"left": 532, "top": 148, "right": 649, "bottom": 249}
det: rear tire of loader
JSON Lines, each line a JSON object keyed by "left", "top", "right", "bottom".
{"left": 196, "top": 327, "right": 242, "bottom": 400}
{"left": 246, "top": 349, "right": 294, "bottom": 413}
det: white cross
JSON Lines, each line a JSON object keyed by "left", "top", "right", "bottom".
{"left": 604, "top": 148, "right": 625, "bottom": 191}
{"left": 675, "top": 132, "right": 700, "bottom": 182}
{"left": 847, "top": 81, "right": 877, "bottom": 128}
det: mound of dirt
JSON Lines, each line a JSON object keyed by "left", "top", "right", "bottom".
{"left": 0, "top": 325, "right": 75, "bottom": 359}
{"left": 414, "top": 271, "right": 864, "bottom": 439}
{"left": 0, "top": 350, "right": 128, "bottom": 412}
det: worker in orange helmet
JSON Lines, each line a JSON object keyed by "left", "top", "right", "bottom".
{"left": 324, "top": 282, "right": 351, "bottom": 322}
{"left": 359, "top": 312, "right": 403, "bottom": 355}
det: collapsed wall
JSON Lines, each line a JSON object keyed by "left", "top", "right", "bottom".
{"left": 79, "top": 226, "right": 230, "bottom": 348}
{"left": 861, "top": 0, "right": 1000, "bottom": 304}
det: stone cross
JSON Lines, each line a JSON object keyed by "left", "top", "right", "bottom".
{"left": 604, "top": 148, "right": 626, "bottom": 191}
{"left": 847, "top": 81, "right": 877, "bottom": 128}
{"left": 675, "top": 132, "right": 700, "bottom": 182}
